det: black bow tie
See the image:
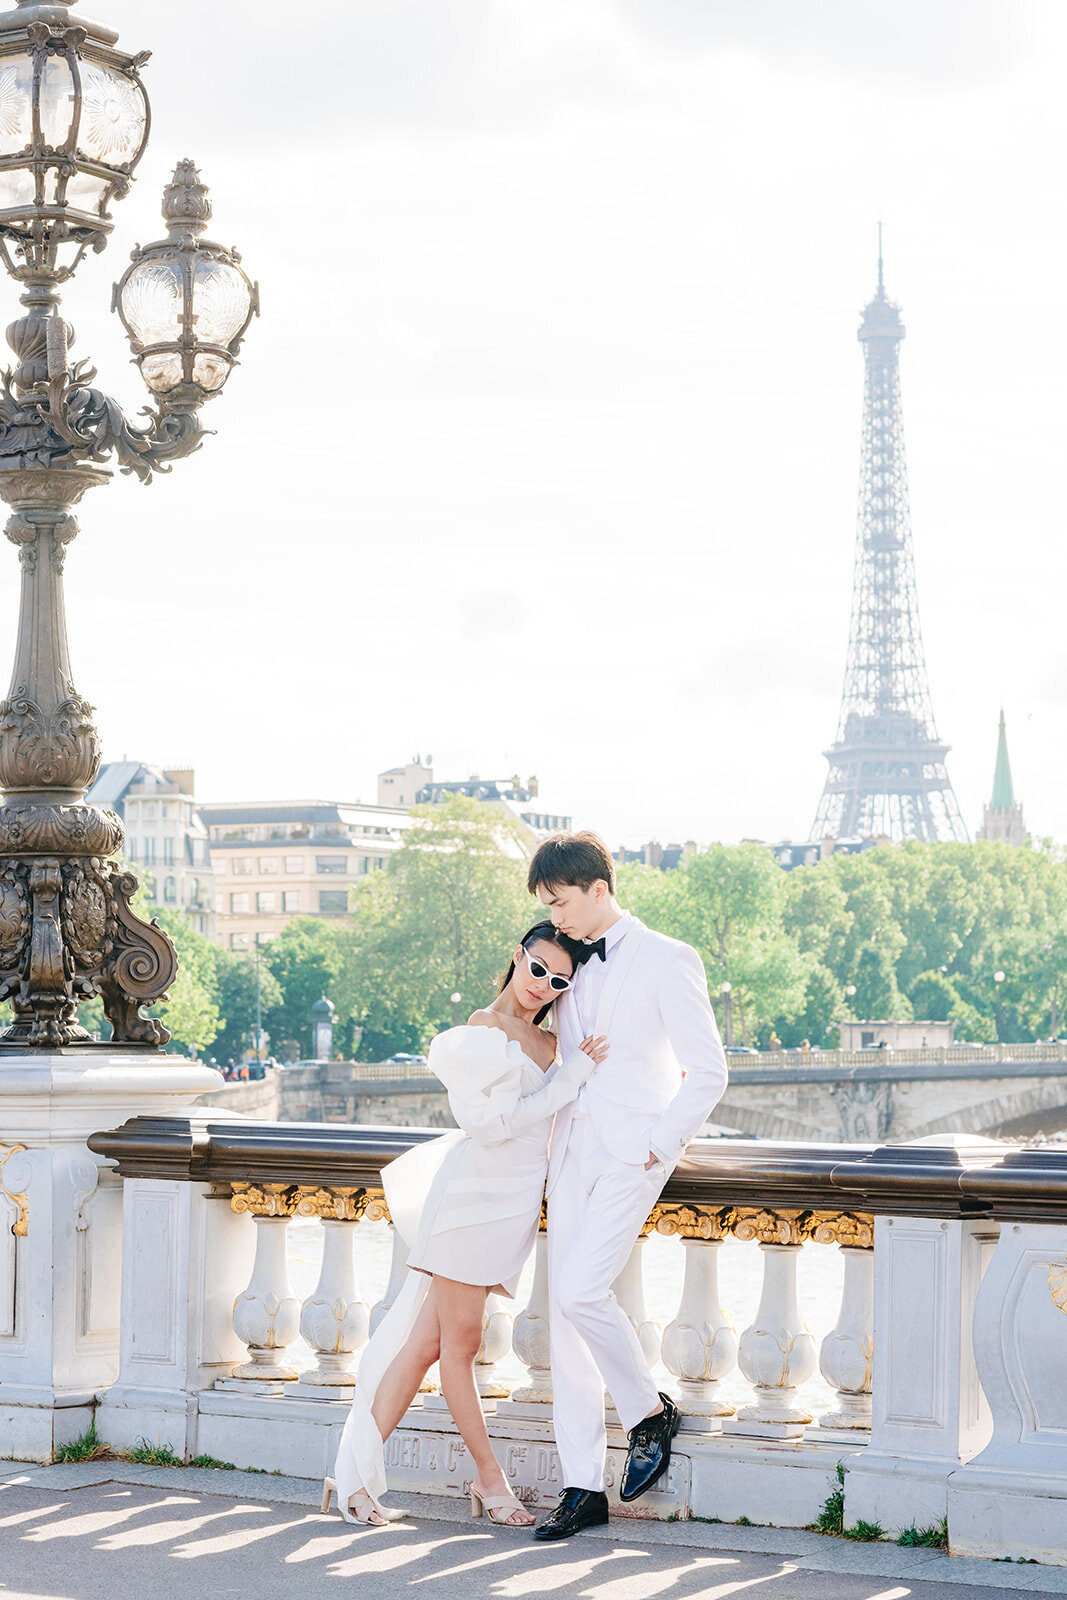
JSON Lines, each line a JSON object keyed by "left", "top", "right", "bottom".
{"left": 576, "top": 937, "right": 607, "bottom": 965}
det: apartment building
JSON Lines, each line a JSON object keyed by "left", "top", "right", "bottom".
{"left": 203, "top": 800, "right": 413, "bottom": 951}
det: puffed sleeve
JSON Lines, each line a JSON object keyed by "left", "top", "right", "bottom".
{"left": 428, "top": 1025, "right": 594, "bottom": 1146}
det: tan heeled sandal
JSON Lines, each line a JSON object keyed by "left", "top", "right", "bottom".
{"left": 469, "top": 1483, "right": 534, "bottom": 1526}
{"left": 320, "top": 1476, "right": 406, "bottom": 1524}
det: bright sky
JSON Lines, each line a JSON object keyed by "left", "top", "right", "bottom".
{"left": 26, "top": 0, "right": 1067, "bottom": 849}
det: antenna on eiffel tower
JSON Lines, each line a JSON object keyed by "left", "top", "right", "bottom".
{"left": 810, "top": 244, "right": 969, "bottom": 844}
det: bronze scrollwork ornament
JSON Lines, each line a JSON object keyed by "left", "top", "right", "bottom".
{"left": 0, "top": 0, "right": 257, "bottom": 1049}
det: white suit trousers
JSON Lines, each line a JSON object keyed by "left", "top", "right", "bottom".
{"left": 548, "top": 1114, "right": 664, "bottom": 1492}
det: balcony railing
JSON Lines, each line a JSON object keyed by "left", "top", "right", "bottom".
{"left": 65, "top": 1114, "right": 1067, "bottom": 1561}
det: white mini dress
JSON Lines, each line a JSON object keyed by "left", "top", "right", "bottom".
{"left": 331, "top": 1023, "right": 591, "bottom": 1516}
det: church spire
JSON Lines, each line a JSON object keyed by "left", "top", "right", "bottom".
{"left": 977, "top": 708, "right": 1027, "bottom": 847}
{"left": 989, "top": 707, "right": 1016, "bottom": 812}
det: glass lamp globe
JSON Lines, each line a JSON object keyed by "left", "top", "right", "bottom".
{"left": 114, "top": 160, "right": 258, "bottom": 402}
{"left": 0, "top": 1, "right": 150, "bottom": 279}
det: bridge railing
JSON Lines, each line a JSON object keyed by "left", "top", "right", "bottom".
{"left": 64, "top": 1115, "right": 1067, "bottom": 1562}
{"left": 329, "top": 1041, "right": 1067, "bottom": 1079}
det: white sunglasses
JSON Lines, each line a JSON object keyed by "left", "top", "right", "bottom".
{"left": 523, "top": 948, "right": 573, "bottom": 994}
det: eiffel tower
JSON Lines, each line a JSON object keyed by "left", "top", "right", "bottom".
{"left": 811, "top": 242, "right": 968, "bottom": 844}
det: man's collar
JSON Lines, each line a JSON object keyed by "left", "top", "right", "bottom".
{"left": 584, "top": 910, "right": 632, "bottom": 952}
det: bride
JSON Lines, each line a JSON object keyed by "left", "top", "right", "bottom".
{"left": 324, "top": 920, "right": 608, "bottom": 1528}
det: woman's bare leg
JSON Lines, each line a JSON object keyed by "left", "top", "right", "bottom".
{"left": 433, "top": 1275, "right": 533, "bottom": 1526}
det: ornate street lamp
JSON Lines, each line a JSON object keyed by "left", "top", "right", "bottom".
{"left": 0, "top": 0, "right": 256, "bottom": 1049}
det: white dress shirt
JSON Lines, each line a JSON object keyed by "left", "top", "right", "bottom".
{"left": 571, "top": 911, "right": 633, "bottom": 1117}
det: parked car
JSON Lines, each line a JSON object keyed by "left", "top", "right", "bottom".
{"left": 386, "top": 1052, "right": 428, "bottom": 1064}
{"left": 724, "top": 1045, "right": 760, "bottom": 1056}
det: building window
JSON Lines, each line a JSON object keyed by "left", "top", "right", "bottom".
{"left": 230, "top": 892, "right": 251, "bottom": 914}
{"left": 283, "top": 891, "right": 302, "bottom": 913}
{"left": 255, "top": 932, "right": 272, "bottom": 948}
{"left": 162, "top": 804, "right": 170, "bottom": 818}
{"left": 163, "top": 837, "right": 175, "bottom": 866}
{"left": 144, "top": 838, "right": 156, "bottom": 865}
{"left": 259, "top": 857, "right": 280, "bottom": 875}
{"left": 316, "top": 855, "right": 347, "bottom": 874}
{"left": 285, "top": 856, "right": 303, "bottom": 874}
{"left": 257, "top": 891, "right": 278, "bottom": 914}
{"left": 232, "top": 858, "right": 252, "bottom": 876}
{"left": 231, "top": 932, "right": 251, "bottom": 951}
{"left": 319, "top": 889, "right": 348, "bottom": 916}
{"left": 164, "top": 877, "right": 177, "bottom": 902}
{"left": 360, "top": 857, "right": 369, "bottom": 874}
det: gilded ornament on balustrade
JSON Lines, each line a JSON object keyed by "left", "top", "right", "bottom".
{"left": 805, "top": 1211, "right": 874, "bottom": 1250}
{"left": 1048, "top": 1258, "right": 1067, "bottom": 1315}
{"left": 364, "top": 1191, "right": 391, "bottom": 1223}
{"left": 295, "top": 1187, "right": 370, "bottom": 1222}
{"left": 729, "top": 1207, "right": 809, "bottom": 1246}
{"left": 652, "top": 1202, "right": 735, "bottom": 1241}
{"left": 230, "top": 1182, "right": 297, "bottom": 1218}
{"left": 0, "top": 1142, "right": 29, "bottom": 1236}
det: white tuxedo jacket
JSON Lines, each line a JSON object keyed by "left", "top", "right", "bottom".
{"left": 548, "top": 918, "right": 729, "bottom": 1189}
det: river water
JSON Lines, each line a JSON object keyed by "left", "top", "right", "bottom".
{"left": 287, "top": 1217, "right": 846, "bottom": 1417}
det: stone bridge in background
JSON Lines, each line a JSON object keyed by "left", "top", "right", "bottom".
{"left": 205, "top": 1042, "right": 1067, "bottom": 1143}
{"left": 718, "top": 1043, "right": 1067, "bottom": 1142}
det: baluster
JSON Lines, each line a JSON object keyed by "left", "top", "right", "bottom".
{"left": 509, "top": 1227, "right": 552, "bottom": 1405}
{"left": 814, "top": 1217, "right": 875, "bottom": 1433}
{"left": 292, "top": 1191, "right": 371, "bottom": 1398}
{"left": 658, "top": 1211, "right": 738, "bottom": 1424}
{"left": 612, "top": 1233, "right": 662, "bottom": 1370}
{"left": 725, "top": 1210, "right": 816, "bottom": 1438}
{"left": 369, "top": 1215, "right": 408, "bottom": 1337}
{"left": 223, "top": 1186, "right": 301, "bottom": 1390}
{"left": 476, "top": 1293, "right": 514, "bottom": 1400}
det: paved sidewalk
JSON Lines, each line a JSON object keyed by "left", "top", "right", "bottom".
{"left": 0, "top": 1461, "right": 1060, "bottom": 1600}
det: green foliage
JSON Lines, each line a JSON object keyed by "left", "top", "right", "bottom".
{"left": 125, "top": 1438, "right": 182, "bottom": 1466}
{"left": 263, "top": 916, "right": 360, "bottom": 1059}
{"left": 620, "top": 843, "right": 809, "bottom": 1044}
{"left": 149, "top": 906, "right": 221, "bottom": 1055}
{"left": 346, "top": 795, "right": 539, "bottom": 1056}
{"left": 898, "top": 1518, "right": 948, "bottom": 1548}
{"left": 811, "top": 1464, "right": 845, "bottom": 1535}
{"left": 188, "top": 1454, "right": 237, "bottom": 1470}
{"left": 55, "top": 1421, "right": 110, "bottom": 1462}
{"left": 843, "top": 1520, "right": 885, "bottom": 1542}
{"left": 211, "top": 949, "right": 283, "bottom": 1063}
{"left": 735, "top": 1515, "right": 753, "bottom": 1526}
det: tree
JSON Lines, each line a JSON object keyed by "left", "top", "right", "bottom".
{"left": 619, "top": 844, "right": 809, "bottom": 1043}
{"left": 149, "top": 905, "right": 221, "bottom": 1057}
{"left": 347, "top": 795, "right": 538, "bottom": 1056}
{"left": 262, "top": 917, "right": 359, "bottom": 1059}
{"left": 212, "top": 950, "right": 283, "bottom": 1062}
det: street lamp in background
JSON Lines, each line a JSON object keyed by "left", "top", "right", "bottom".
{"left": 994, "top": 970, "right": 1006, "bottom": 1043}
{"left": 0, "top": 0, "right": 257, "bottom": 1050}
{"left": 720, "top": 981, "right": 733, "bottom": 1048}
{"left": 450, "top": 991, "right": 462, "bottom": 1025}
{"left": 844, "top": 983, "right": 857, "bottom": 1018}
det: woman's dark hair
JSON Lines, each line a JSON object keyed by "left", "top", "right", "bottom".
{"left": 498, "top": 920, "right": 582, "bottom": 1025}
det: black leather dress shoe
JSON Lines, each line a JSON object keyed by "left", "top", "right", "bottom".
{"left": 619, "top": 1391, "right": 681, "bottom": 1502}
{"left": 533, "top": 1487, "right": 609, "bottom": 1540}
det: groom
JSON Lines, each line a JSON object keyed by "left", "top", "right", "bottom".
{"left": 528, "top": 831, "right": 728, "bottom": 1541}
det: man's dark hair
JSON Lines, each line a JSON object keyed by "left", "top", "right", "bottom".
{"left": 527, "top": 831, "right": 616, "bottom": 896}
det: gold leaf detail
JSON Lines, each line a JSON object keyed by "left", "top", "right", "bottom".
{"left": 294, "top": 1186, "right": 369, "bottom": 1222}
{"left": 805, "top": 1211, "right": 874, "bottom": 1250}
{"left": 1049, "top": 1259, "right": 1067, "bottom": 1315}
{"left": 653, "top": 1203, "right": 734, "bottom": 1241}
{"left": 729, "top": 1207, "right": 808, "bottom": 1246}
{"left": 229, "top": 1182, "right": 297, "bottom": 1218}
{"left": 0, "top": 1141, "right": 28, "bottom": 1237}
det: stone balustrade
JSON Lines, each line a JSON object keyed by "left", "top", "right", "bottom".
{"left": 0, "top": 1117, "right": 1048, "bottom": 1563}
